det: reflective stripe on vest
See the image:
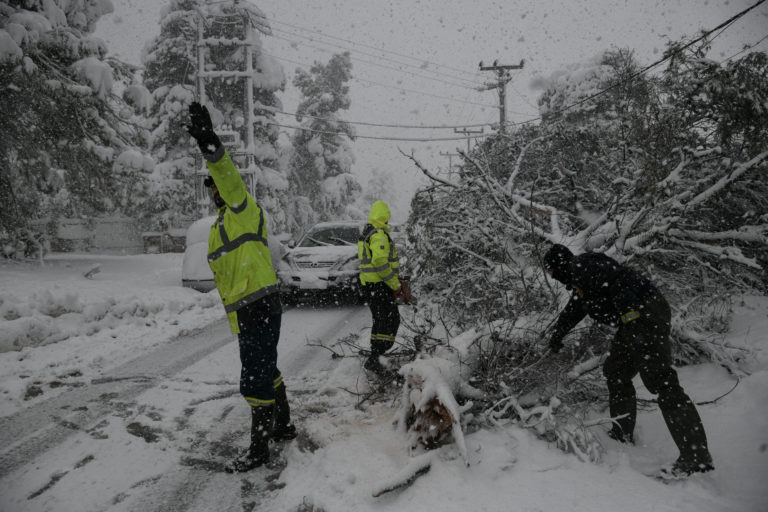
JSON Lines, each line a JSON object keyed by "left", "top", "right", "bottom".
{"left": 358, "top": 228, "right": 399, "bottom": 284}
{"left": 207, "top": 209, "right": 266, "bottom": 263}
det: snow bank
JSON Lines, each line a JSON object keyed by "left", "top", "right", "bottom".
{"left": 0, "top": 253, "right": 224, "bottom": 415}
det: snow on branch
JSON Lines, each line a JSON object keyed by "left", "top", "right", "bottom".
{"left": 674, "top": 239, "right": 762, "bottom": 269}
{"left": 371, "top": 452, "right": 435, "bottom": 498}
{"left": 685, "top": 151, "right": 768, "bottom": 208}
{"left": 504, "top": 136, "right": 547, "bottom": 194}
{"left": 485, "top": 393, "right": 602, "bottom": 464}
{"left": 668, "top": 226, "right": 767, "bottom": 243}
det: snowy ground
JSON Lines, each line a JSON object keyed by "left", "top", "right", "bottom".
{"left": 0, "top": 253, "right": 766, "bottom": 512}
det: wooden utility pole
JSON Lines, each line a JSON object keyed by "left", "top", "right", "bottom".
{"left": 479, "top": 59, "right": 524, "bottom": 134}
{"left": 454, "top": 127, "right": 484, "bottom": 153}
{"left": 439, "top": 151, "right": 460, "bottom": 175}
{"left": 194, "top": 10, "right": 260, "bottom": 213}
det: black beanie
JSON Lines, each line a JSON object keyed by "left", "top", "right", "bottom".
{"left": 544, "top": 244, "right": 574, "bottom": 283}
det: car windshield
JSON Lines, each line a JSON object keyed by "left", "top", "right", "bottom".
{"left": 298, "top": 226, "right": 359, "bottom": 247}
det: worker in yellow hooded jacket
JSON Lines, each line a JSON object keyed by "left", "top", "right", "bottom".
{"left": 187, "top": 102, "right": 296, "bottom": 473}
{"left": 358, "top": 200, "right": 406, "bottom": 374}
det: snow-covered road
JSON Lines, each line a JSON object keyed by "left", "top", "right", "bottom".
{"left": 0, "top": 302, "right": 374, "bottom": 511}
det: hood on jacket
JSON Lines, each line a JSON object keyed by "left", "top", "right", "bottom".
{"left": 368, "top": 200, "right": 391, "bottom": 229}
{"left": 544, "top": 244, "right": 574, "bottom": 285}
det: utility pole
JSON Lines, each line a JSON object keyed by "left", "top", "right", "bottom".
{"left": 194, "top": 10, "right": 260, "bottom": 214}
{"left": 454, "top": 127, "right": 484, "bottom": 153}
{"left": 439, "top": 151, "right": 460, "bottom": 177}
{"left": 479, "top": 59, "right": 524, "bottom": 134}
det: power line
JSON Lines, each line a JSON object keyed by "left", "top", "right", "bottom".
{"left": 269, "top": 107, "right": 493, "bottom": 129}
{"left": 203, "top": 3, "right": 537, "bottom": 118}
{"left": 269, "top": 33, "right": 480, "bottom": 91}
{"left": 269, "top": 25, "right": 485, "bottom": 89}
{"left": 502, "top": 0, "right": 767, "bottom": 129}
{"left": 260, "top": 50, "right": 504, "bottom": 110}
{"left": 719, "top": 32, "right": 768, "bottom": 63}
{"left": 206, "top": 0, "right": 766, "bottom": 139}
{"left": 259, "top": 12, "right": 484, "bottom": 82}
{"left": 269, "top": 121, "right": 493, "bottom": 142}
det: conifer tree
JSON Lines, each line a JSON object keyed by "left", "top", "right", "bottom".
{"left": 289, "top": 52, "right": 359, "bottom": 230}
{"left": 0, "top": 0, "right": 150, "bottom": 241}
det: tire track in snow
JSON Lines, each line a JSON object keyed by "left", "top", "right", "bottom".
{"left": 0, "top": 321, "right": 232, "bottom": 479}
{"left": 279, "top": 304, "right": 368, "bottom": 377}
{"left": 120, "top": 305, "right": 368, "bottom": 512}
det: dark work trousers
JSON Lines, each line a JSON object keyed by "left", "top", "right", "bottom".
{"left": 602, "top": 293, "right": 711, "bottom": 462}
{"left": 237, "top": 311, "right": 283, "bottom": 407}
{"left": 364, "top": 282, "right": 400, "bottom": 356}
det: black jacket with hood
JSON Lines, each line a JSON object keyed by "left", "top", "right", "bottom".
{"left": 549, "top": 252, "right": 660, "bottom": 345}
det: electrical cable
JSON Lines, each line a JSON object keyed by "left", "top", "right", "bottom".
{"left": 259, "top": 12, "right": 484, "bottom": 81}
{"left": 268, "top": 121, "right": 493, "bottom": 142}
{"left": 270, "top": 107, "right": 493, "bottom": 129}
{"left": 197, "top": 0, "right": 766, "bottom": 138}
{"left": 269, "top": 33, "right": 481, "bottom": 91}
{"left": 269, "top": 25, "right": 486, "bottom": 89}
{"left": 260, "top": 50, "right": 503, "bottom": 110}
{"left": 500, "top": 0, "right": 768, "bottom": 129}
{"left": 719, "top": 32, "right": 768, "bottom": 63}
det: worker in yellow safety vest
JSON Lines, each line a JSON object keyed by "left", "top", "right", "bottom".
{"left": 358, "top": 200, "right": 409, "bottom": 375}
{"left": 187, "top": 102, "right": 296, "bottom": 473}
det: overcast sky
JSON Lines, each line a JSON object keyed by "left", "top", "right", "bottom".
{"left": 95, "top": 0, "right": 768, "bottom": 221}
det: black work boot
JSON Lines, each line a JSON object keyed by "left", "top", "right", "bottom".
{"left": 657, "top": 388, "right": 713, "bottom": 477}
{"left": 607, "top": 427, "right": 634, "bottom": 445}
{"left": 364, "top": 354, "right": 387, "bottom": 375}
{"left": 660, "top": 455, "right": 714, "bottom": 479}
{"left": 606, "top": 378, "right": 637, "bottom": 445}
{"left": 227, "top": 405, "right": 273, "bottom": 473}
{"left": 273, "top": 383, "right": 297, "bottom": 442}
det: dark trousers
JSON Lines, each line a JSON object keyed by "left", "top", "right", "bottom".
{"left": 237, "top": 312, "right": 283, "bottom": 405}
{"left": 364, "top": 282, "right": 400, "bottom": 355}
{"left": 602, "top": 294, "right": 711, "bottom": 462}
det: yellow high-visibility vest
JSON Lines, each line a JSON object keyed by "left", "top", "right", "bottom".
{"left": 205, "top": 150, "right": 279, "bottom": 334}
{"left": 358, "top": 200, "right": 400, "bottom": 290}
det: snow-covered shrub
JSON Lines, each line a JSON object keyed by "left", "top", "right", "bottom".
{"left": 0, "top": 227, "right": 47, "bottom": 261}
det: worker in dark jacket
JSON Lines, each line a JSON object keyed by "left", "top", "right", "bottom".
{"left": 187, "top": 102, "right": 296, "bottom": 472}
{"left": 544, "top": 244, "right": 713, "bottom": 478}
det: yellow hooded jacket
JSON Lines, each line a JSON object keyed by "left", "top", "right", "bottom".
{"left": 358, "top": 200, "right": 400, "bottom": 290}
{"left": 205, "top": 149, "right": 279, "bottom": 334}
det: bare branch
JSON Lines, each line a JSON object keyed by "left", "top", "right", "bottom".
{"left": 399, "top": 147, "right": 458, "bottom": 188}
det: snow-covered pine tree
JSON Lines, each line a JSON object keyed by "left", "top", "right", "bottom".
{"left": 288, "top": 52, "right": 359, "bottom": 231}
{"left": 141, "top": 0, "right": 290, "bottom": 232}
{"left": 0, "top": 0, "right": 152, "bottom": 254}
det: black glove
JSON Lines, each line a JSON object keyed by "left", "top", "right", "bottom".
{"left": 548, "top": 336, "right": 563, "bottom": 354}
{"left": 186, "top": 102, "right": 221, "bottom": 155}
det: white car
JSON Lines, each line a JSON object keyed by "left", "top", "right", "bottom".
{"left": 181, "top": 216, "right": 286, "bottom": 293}
{"left": 277, "top": 221, "right": 363, "bottom": 301}
{"left": 181, "top": 216, "right": 217, "bottom": 292}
